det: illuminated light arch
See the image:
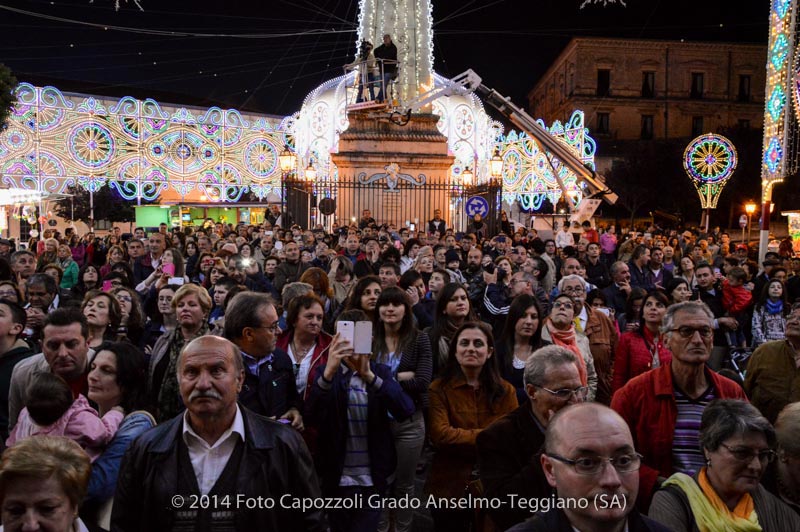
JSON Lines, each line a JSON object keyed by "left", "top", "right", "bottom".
{"left": 0, "top": 84, "right": 285, "bottom": 204}
{"left": 1, "top": 82, "right": 596, "bottom": 209}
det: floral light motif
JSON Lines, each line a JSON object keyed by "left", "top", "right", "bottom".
{"left": 683, "top": 133, "right": 737, "bottom": 183}
{"left": 683, "top": 133, "right": 737, "bottom": 209}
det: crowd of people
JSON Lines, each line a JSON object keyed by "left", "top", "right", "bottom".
{"left": 0, "top": 211, "right": 797, "bottom": 532}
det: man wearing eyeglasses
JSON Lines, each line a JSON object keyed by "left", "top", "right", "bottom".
{"left": 477, "top": 345, "right": 586, "bottom": 531}
{"left": 222, "top": 292, "right": 303, "bottom": 430}
{"left": 507, "top": 403, "right": 670, "bottom": 531}
{"left": 744, "top": 305, "right": 800, "bottom": 424}
{"left": 611, "top": 301, "right": 746, "bottom": 510}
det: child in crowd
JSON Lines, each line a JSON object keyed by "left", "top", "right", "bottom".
{"left": 6, "top": 373, "right": 123, "bottom": 461}
{"left": 721, "top": 266, "right": 752, "bottom": 347}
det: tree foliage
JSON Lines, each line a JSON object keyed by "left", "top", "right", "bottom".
{"left": 0, "top": 63, "right": 18, "bottom": 132}
{"left": 53, "top": 185, "right": 142, "bottom": 223}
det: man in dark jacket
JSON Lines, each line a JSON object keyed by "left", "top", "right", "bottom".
{"left": 112, "top": 335, "right": 325, "bottom": 531}
{"left": 508, "top": 403, "right": 670, "bottom": 532}
{"left": 0, "top": 300, "right": 33, "bottom": 440}
{"left": 693, "top": 263, "right": 737, "bottom": 369}
{"left": 602, "top": 262, "right": 632, "bottom": 316}
{"left": 273, "top": 241, "right": 311, "bottom": 294}
{"left": 373, "top": 33, "right": 397, "bottom": 102}
{"left": 477, "top": 346, "right": 585, "bottom": 531}
{"left": 223, "top": 292, "right": 302, "bottom": 427}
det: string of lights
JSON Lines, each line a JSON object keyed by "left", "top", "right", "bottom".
{"left": 0, "top": 5, "right": 357, "bottom": 39}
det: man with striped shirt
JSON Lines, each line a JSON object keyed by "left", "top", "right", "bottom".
{"left": 611, "top": 301, "right": 746, "bottom": 510}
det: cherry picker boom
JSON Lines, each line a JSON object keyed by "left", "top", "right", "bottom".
{"left": 391, "top": 69, "right": 618, "bottom": 216}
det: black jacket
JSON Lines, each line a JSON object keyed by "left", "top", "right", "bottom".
{"left": 238, "top": 348, "right": 301, "bottom": 418}
{"left": 507, "top": 507, "right": 671, "bottom": 532}
{"left": 111, "top": 406, "right": 326, "bottom": 531}
{"left": 476, "top": 404, "right": 549, "bottom": 531}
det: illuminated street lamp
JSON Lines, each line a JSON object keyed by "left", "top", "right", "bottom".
{"left": 304, "top": 161, "right": 317, "bottom": 186}
{"left": 745, "top": 201, "right": 757, "bottom": 245}
{"left": 278, "top": 145, "right": 295, "bottom": 173}
{"left": 489, "top": 147, "right": 503, "bottom": 179}
{"left": 462, "top": 166, "right": 474, "bottom": 187}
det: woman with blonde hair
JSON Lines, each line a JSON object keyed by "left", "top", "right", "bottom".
{"left": 56, "top": 244, "right": 79, "bottom": 289}
{"left": 36, "top": 237, "right": 59, "bottom": 272}
{"left": 99, "top": 244, "right": 126, "bottom": 279}
{"left": 147, "top": 283, "right": 212, "bottom": 421}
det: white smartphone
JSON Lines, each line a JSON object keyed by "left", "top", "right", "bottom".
{"left": 354, "top": 321, "right": 373, "bottom": 354}
{"left": 336, "top": 320, "right": 355, "bottom": 346}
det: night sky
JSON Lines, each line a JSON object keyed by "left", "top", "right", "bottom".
{"left": 0, "top": 0, "right": 770, "bottom": 117}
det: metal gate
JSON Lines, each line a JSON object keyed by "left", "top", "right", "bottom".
{"left": 304, "top": 175, "right": 501, "bottom": 235}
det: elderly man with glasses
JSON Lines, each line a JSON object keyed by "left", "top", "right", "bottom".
{"left": 478, "top": 345, "right": 587, "bottom": 531}
{"left": 611, "top": 301, "right": 746, "bottom": 511}
{"left": 508, "top": 403, "right": 670, "bottom": 532}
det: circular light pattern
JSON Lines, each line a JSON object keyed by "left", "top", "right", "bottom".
{"left": 244, "top": 139, "right": 277, "bottom": 177}
{"left": 150, "top": 141, "right": 166, "bottom": 160}
{"left": 310, "top": 102, "right": 330, "bottom": 137}
{"left": 68, "top": 122, "right": 115, "bottom": 169}
{"left": 4, "top": 130, "right": 28, "bottom": 151}
{"left": 454, "top": 104, "right": 475, "bottom": 139}
{"left": 682, "top": 133, "right": 737, "bottom": 183}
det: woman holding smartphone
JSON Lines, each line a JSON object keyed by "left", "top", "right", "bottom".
{"left": 372, "top": 287, "right": 432, "bottom": 532}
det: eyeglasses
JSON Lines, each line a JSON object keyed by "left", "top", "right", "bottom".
{"left": 253, "top": 322, "right": 281, "bottom": 333}
{"left": 546, "top": 452, "right": 643, "bottom": 476}
{"left": 720, "top": 443, "right": 776, "bottom": 464}
{"left": 537, "top": 385, "right": 589, "bottom": 401}
{"left": 670, "top": 326, "right": 714, "bottom": 339}
{"left": 552, "top": 301, "right": 574, "bottom": 311}
{"left": 561, "top": 287, "right": 585, "bottom": 295}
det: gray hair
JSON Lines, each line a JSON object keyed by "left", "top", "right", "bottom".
{"left": 775, "top": 403, "right": 800, "bottom": 457}
{"left": 558, "top": 274, "right": 586, "bottom": 292}
{"left": 609, "top": 261, "right": 627, "bottom": 276}
{"left": 699, "top": 399, "right": 775, "bottom": 452}
{"left": 281, "top": 282, "right": 313, "bottom": 308}
{"left": 660, "top": 300, "right": 714, "bottom": 339}
{"left": 523, "top": 345, "right": 578, "bottom": 387}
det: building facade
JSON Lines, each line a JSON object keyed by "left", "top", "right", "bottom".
{"left": 528, "top": 38, "right": 767, "bottom": 144}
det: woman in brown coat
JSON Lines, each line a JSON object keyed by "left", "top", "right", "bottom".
{"left": 425, "top": 321, "right": 517, "bottom": 531}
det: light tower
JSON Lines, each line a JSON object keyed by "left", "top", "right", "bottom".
{"left": 356, "top": 0, "right": 434, "bottom": 105}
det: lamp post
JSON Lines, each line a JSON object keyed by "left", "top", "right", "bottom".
{"left": 488, "top": 154, "right": 504, "bottom": 236}
{"left": 278, "top": 145, "right": 295, "bottom": 228}
{"left": 745, "top": 201, "right": 756, "bottom": 246}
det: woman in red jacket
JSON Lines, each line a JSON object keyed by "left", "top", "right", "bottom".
{"left": 275, "top": 292, "right": 332, "bottom": 400}
{"left": 612, "top": 291, "right": 672, "bottom": 393}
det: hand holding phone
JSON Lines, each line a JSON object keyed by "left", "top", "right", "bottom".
{"left": 336, "top": 320, "right": 355, "bottom": 346}
{"left": 162, "top": 263, "right": 176, "bottom": 277}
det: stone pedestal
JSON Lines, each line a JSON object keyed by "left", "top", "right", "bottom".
{"left": 330, "top": 112, "right": 455, "bottom": 229}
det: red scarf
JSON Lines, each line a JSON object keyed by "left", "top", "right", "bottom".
{"left": 545, "top": 320, "right": 588, "bottom": 385}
